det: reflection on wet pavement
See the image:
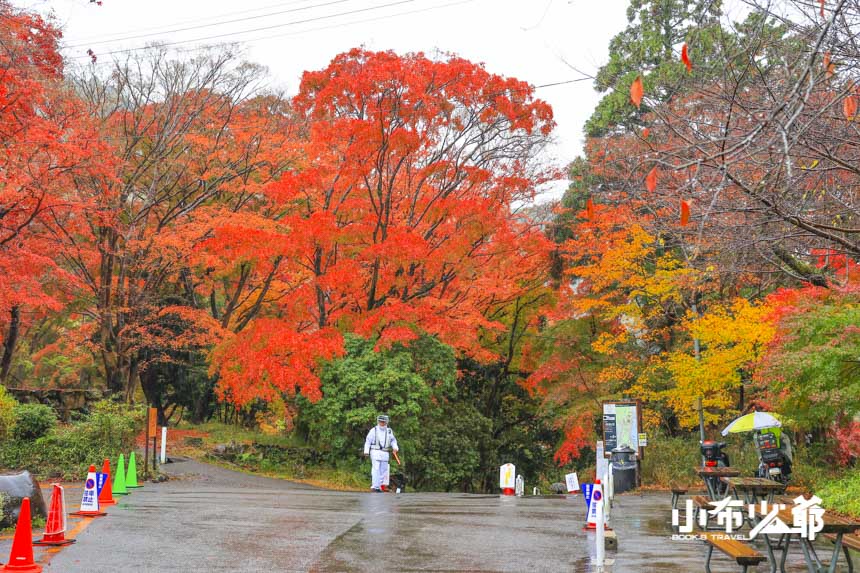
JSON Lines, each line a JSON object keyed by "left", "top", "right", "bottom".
{"left": 9, "top": 459, "right": 848, "bottom": 572}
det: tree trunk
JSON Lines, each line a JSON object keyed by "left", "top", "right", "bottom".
{"left": 139, "top": 367, "right": 164, "bottom": 423}
{"left": 125, "top": 357, "right": 139, "bottom": 403}
{"left": 0, "top": 306, "right": 20, "bottom": 382}
{"left": 190, "top": 377, "right": 217, "bottom": 423}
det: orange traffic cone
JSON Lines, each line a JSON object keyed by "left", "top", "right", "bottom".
{"left": 69, "top": 465, "right": 106, "bottom": 517}
{"left": 33, "top": 485, "right": 75, "bottom": 547}
{"left": 98, "top": 459, "right": 117, "bottom": 507}
{"left": 2, "top": 497, "right": 43, "bottom": 573}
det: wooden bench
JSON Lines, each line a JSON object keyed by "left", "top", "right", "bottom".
{"left": 825, "top": 532, "right": 860, "bottom": 573}
{"left": 693, "top": 495, "right": 715, "bottom": 510}
{"left": 692, "top": 495, "right": 718, "bottom": 530}
{"left": 671, "top": 486, "right": 688, "bottom": 509}
{"left": 772, "top": 493, "right": 813, "bottom": 506}
{"left": 702, "top": 532, "right": 767, "bottom": 572}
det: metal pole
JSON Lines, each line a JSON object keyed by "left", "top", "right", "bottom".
{"left": 595, "top": 486, "right": 605, "bottom": 569}
{"left": 698, "top": 396, "right": 706, "bottom": 466}
{"left": 604, "top": 465, "right": 612, "bottom": 525}
{"left": 144, "top": 409, "right": 151, "bottom": 479}
{"left": 607, "top": 462, "right": 614, "bottom": 504}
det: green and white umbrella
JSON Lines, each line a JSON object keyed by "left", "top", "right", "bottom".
{"left": 721, "top": 411, "right": 782, "bottom": 436}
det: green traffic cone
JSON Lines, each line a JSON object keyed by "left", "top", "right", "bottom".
{"left": 126, "top": 451, "right": 142, "bottom": 488}
{"left": 113, "top": 453, "right": 129, "bottom": 495}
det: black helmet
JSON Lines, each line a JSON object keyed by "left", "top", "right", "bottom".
{"left": 377, "top": 414, "right": 389, "bottom": 424}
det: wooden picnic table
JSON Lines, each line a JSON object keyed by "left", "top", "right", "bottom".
{"left": 695, "top": 466, "right": 741, "bottom": 499}
{"left": 721, "top": 476, "right": 787, "bottom": 504}
{"left": 751, "top": 504, "right": 860, "bottom": 573}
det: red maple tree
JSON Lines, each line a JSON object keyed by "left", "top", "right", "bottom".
{"left": 207, "top": 49, "right": 558, "bottom": 404}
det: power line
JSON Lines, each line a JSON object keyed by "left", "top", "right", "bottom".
{"left": 197, "top": 0, "right": 475, "bottom": 48}
{"left": 70, "top": 0, "right": 421, "bottom": 59}
{"left": 8, "top": 0, "right": 466, "bottom": 70}
{"left": 65, "top": 0, "right": 357, "bottom": 49}
{"left": 64, "top": 0, "right": 326, "bottom": 44}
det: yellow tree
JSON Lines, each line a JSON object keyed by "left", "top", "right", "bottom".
{"left": 634, "top": 298, "right": 776, "bottom": 429}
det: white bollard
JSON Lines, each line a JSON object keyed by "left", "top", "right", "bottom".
{"left": 595, "top": 486, "right": 605, "bottom": 568}
{"left": 160, "top": 426, "right": 167, "bottom": 464}
{"left": 515, "top": 474, "right": 524, "bottom": 497}
{"left": 608, "top": 462, "right": 614, "bottom": 503}
{"left": 603, "top": 467, "right": 612, "bottom": 525}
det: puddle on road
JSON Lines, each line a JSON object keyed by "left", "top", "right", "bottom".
{"left": 308, "top": 491, "right": 837, "bottom": 572}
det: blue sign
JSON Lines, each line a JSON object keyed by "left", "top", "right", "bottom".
{"left": 96, "top": 472, "right": 107, "bottom": 495}
{"left": 582, "top": 483, "right": 593, "bottom": 509}
{"left": 593, "top": 490, "right": 602, "bottom": 502}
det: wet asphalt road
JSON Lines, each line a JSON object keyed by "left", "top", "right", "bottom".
{"left": 2, "top": 458, "right": 849, "bottom": 572}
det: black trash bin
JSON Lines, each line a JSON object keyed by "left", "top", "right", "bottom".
{"left": 610, "top": 445, "right": 638, "bottom": 494}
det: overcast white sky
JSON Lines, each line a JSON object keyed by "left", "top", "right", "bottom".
{"left": 20, "top": 0, "right": 630, "bottom": 200}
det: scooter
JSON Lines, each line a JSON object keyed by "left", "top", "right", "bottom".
{"left": 755, "top": 432, "right": 792, "bottom": 484}
{"left": 700, "top": 440, "right": 730, "bottom": 496}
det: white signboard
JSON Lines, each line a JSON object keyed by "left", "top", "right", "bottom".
{"left": 603, "top": 401, "right": 640, "bottom": 452}
{"left": 565, "top": 472, "right": 580, "bottom": 493}
{"left": 499, "top": 463, "right": 516, "bottom": 489}
{"left": 587, "top": 482, "right": 603, "bottom": 527}
{"left": 79, "top": 468, "right": 100, "bottom": 513}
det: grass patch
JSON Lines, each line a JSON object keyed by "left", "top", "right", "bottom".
{"left": 816, "top": 470, "right": 860, "bottom": 517}
{"left": 176, "top": 420, "right": 303, "bottom": 448}
{"left": 173, "top": 421, "right": 367, "bottom": 491}
{"left": 0, "top": 516, "right": 44, "bottom": 535}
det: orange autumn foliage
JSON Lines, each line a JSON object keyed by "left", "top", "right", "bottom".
{"left": 681, "top": 43, "right": 692, "bottom": 73}
{"left": 844, "top": 95, "right": 858, "bottom": 120}
{"left": 645, "top": 166, "right": 658, "bottom": 192}
{"left": 680, "top": 199, "right": 691, "bottom": 226}
{"left": 206, "top": 49, "right": 558, "bottom": 404}
{"left": 630, "top": 76, "right": 644, "bottom": 109}
{"left": 0, "top": 4, "right": 110, "bottom": 344}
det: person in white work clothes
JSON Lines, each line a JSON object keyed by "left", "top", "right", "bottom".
{"left": 363, "top": 414, "right": 401, "bottom": 492}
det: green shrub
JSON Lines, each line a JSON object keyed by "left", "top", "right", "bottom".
{"left": 640, "top": 431, "right": 765, "bottom": 487}
{"left": 78, "top": 400, "right": 142, "bottom": 453}
{"left": 12, "top": 403, "right": 57, "bottom": 440}
{"left": 0, "top": 387, "right": 17, "bottom": 439}
{"left": 0, "top": 400, "right": 142, "bottom": 479}
{"left": 817, "top": 470, "right": 860, "bottom": 517}
{"left": 640, "top": 434, "right": 702, "bottom": 486}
